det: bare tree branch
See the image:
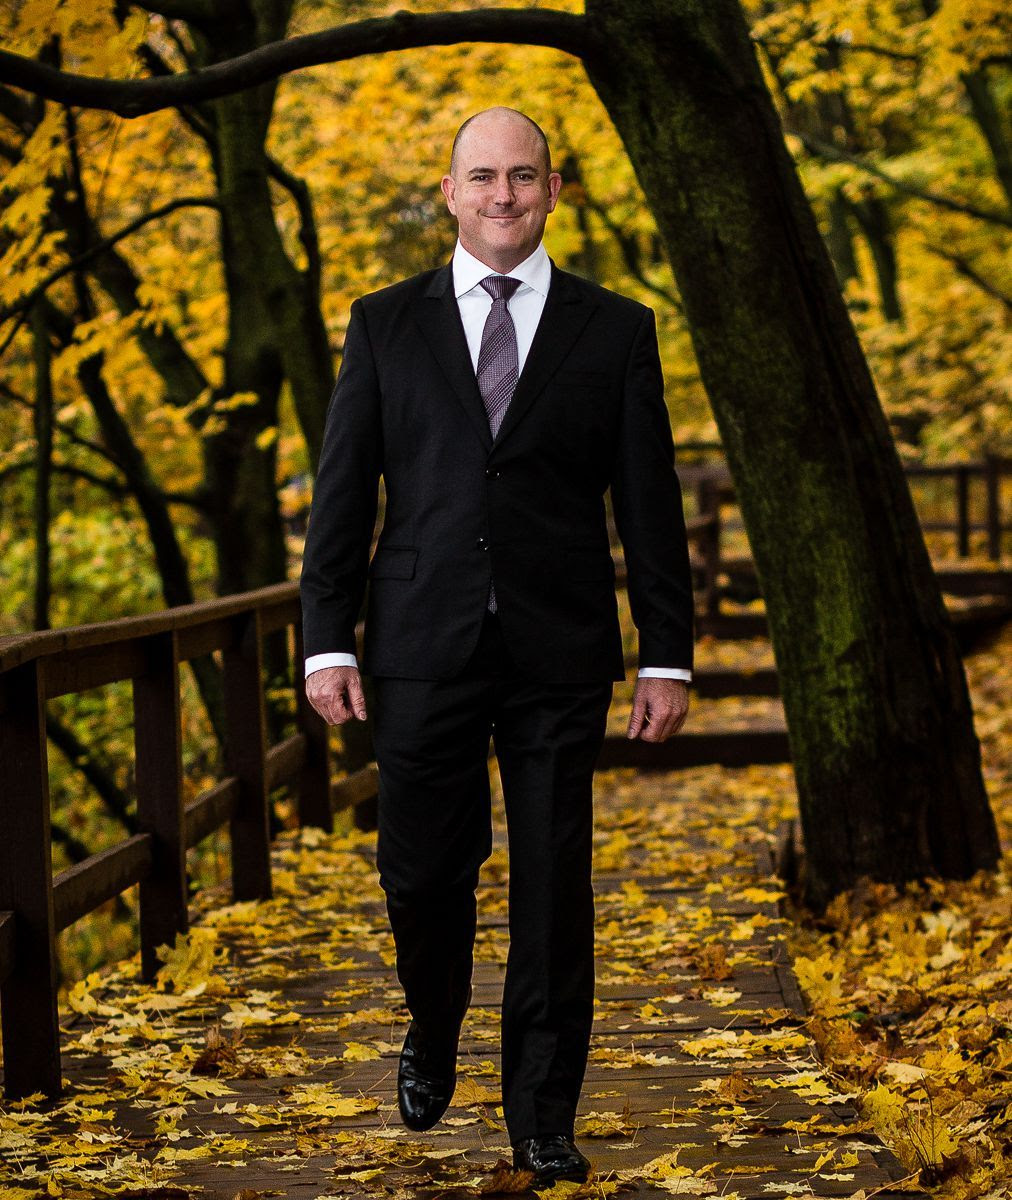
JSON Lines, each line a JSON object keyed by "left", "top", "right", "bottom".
{"left": 924, "top": 243, "right": 1012, "bottom": 311}
{"left": 0, "top": 9, "right": 588, "bottom": 117}
{"left": 1, "top": 381, "right": 128, "bottom": 472}
{"left": 788, "top": 128, "right": 1012, "bottom": 228}
{"left": 0, "top": 196, "right": 220, "bottom": 323}
{"left": 0, "top": 457, "right": 207, "bottom": 508}
{"left": 583, "top": 197, "right": 683, "bottom": 312}
{"left": 752, "top": 33, "right": 920, "bottom": 64}
{"left": 46, "top": 712, "right": 138, "bottom": 834}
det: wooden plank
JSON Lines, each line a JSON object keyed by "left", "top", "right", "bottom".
{"left": 692, "top": 666, "right": 779, "bottom": 697}
{"left": 41, "top": 640, "right": 149, "bottom": 699}
{"left": 133, "top": 631, "right": 188, "bottom": 982}
{"left": 184, "top": 776, "right": 240, "bottom": 848}
{"left": 175, "top": 615, "right": 238, "bottom": 662}
{"left": 331, "top": 762, "right": 380, "bottom": 813}
{"left": 259, "top": 594, "right": 302, "bottom": 636}
{"left": 223, "top": 610, "right": 273, "bottom": 902}
{"left": 293, "top": 619, "right": 332, "bottom": 830}
{"left": 597, "top": 725, "right": 790, "bottom": 770}
{"left": 0, "top": 659, "right": 62, "bottom": 1099}
{"left": 264, "top": 731, "right": 305, "bottom": 791}
{"left": 934, "top": 566, "right": 1012, "bottom": 596}
{"left": 51, "top": 833, "right": 152, "bottom": 932}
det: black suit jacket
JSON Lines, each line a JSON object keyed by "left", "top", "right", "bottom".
{"left": 300, "top": 260, "right": 694, "bottom": 683}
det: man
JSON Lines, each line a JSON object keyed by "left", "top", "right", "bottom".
{"left": 300, "top": 107, "right": 693, "bottom": 1186}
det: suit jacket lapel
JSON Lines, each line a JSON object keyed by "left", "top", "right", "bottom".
{"left": 413, "top": 262, "right": 493, "bottom": 452}
{"left": 492, "top": 263, "right": 598, "bottom": 450}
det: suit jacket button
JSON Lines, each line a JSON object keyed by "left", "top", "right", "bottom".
{"left": 476, "top": 537, "right": 488, "bottom": 551}
{"left": 485, "top": 467, "right": 500, "bottom": 478}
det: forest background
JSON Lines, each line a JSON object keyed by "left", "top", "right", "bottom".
{"left": 0, "top": 0, "right": 1009, "bottom": 980}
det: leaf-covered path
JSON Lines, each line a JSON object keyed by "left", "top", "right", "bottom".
{"left": 4, "top": 765, "right": 921, "bottom": 1199}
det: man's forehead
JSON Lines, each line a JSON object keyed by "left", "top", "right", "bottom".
{"left": 456, "top": 118, "right": 542, "bottom": 158}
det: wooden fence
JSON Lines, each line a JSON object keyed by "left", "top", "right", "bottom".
{"left": 679, "top": 454, "right": 1011, "bottom": 618}
{"left": 0, "top": 583, "right": 366, "bottom": 1101}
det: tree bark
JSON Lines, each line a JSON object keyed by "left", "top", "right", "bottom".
{"left": 960, "top": 68, "right": 1012, "bottom": 212}
{"left": 30, "top": 302, "right": 53, "bottom": 632}
{"left": 582, "top": 0, "right": 999, "bottom": 908}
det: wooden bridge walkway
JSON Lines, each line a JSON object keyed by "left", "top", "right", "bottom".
{"left": 6, "top": 461, "right": 1007, "bottom": 1194}
{"left": 6, "top": 768, "right": 920, "bottom": 1198}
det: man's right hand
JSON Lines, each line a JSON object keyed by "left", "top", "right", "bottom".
{"left": 306, "top": 666, "right": 368, "bottom": 725}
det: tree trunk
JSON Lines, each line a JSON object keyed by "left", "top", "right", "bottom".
{"left": 960, "top": 68, "right": 1012, "bottom": 212}
{"left": 826, "top": 190, "right": 860, "bottom": 292}
{"left": 848, "top": 195, "right": 903, "bottom": 323}
{"left": 30, "top": 302, "right": 52, "bottom": 632}
{"left": 583, "top": 0, "right": 999, "bottom": 908}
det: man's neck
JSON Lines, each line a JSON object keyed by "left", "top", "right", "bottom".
{"left": 457, "top": 240, "right": 538, "bottom": 275}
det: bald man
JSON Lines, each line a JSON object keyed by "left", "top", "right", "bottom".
{"left": 301, "top": 108, "right": 694, "bottom": 1186}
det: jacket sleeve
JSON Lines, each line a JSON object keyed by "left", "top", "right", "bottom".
{"left": 299, "top": 299, "right": 382, "bottom": 659}
{"left": 610, "top": 305, "right": 695, "bottom": 672}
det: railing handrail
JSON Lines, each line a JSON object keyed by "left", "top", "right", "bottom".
{"left": 0, "top": 580, "right": 299, "bottom": 676}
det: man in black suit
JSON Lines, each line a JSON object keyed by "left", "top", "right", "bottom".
{"left": 301, "top": 107, "right": 693, "bottom": 1186}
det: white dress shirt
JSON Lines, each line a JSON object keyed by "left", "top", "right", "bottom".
{"left": 305, "top": 239, "right": 691, "bottom": 683}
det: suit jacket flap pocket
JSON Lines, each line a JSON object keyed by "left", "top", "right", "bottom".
{"left": 369, "top": 546, "right": 418, "bottom": 579}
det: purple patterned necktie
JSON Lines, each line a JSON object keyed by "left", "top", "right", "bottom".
{"left": 476, "top": 274, "right": 521, "bottom": 612}
{"left": 477, "top": 274, "right": 521, "bottom": 438}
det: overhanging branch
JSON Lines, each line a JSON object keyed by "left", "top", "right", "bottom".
{"left": 0, "top": 9, "right": 588, "bottom": 117}
{"left": 0, "top": 196, "right": 220, "bottom": 323}
{"left": 789, "top": 128, "right": 1012, "bottom": 229}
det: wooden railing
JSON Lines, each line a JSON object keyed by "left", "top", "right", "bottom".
{"left": 676, "top": 455, "right": 1011, "bottom": 617}
{"left": 0, "top": 582, "right": 382, "bottom": 1101}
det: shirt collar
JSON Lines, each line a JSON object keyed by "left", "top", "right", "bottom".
{"left": 452, "top": 239, "right": 551, "bottom": 299}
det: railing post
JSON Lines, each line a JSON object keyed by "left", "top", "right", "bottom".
{"left": 984, "top": 454, "right": 1001, "bottom": 561}
{"left": 0, "top": 659, "right": 62, "bottom": 1099}
{"left": 223, "top": 610, "right": 272, "bottom": 901}
{"left": 697, "top": 477, "right": 722, "bottom": 618}
{"left": 293, "top": 621, "right": 332, "bottom": 831}
{"left": 955, "top": 467, "right": 970, "bottom": 558}
{"left": 134, "top": 631, "right": 187, "bottom": 983}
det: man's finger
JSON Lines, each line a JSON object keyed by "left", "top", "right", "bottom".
{"left": 347, "top": 674, "right": 368, "bottom": 721}
{"left": 627, "top": 696, "right": 647, "bottom": 739}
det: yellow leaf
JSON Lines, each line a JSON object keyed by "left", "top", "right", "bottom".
{"left": 342, "top": 1041, "right": 381, "bottom": 1061}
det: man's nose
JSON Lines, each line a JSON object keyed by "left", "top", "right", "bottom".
{"left": 493, "top": 176, "right": 516, "bottom": 205}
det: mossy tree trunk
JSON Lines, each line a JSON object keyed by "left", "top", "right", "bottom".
{"left": 583, "top": 0, "right": 1000, "bottom": 908}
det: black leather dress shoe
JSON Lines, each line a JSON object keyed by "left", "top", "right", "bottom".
{"left": 397, "top": 987, "right": 471, "bottom": 1131}
{"left": 512, "top": 1134, "right": 591, "bottom": 1185}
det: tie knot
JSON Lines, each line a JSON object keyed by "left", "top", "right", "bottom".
{"left": 480, "top": 274, "right": 521, "bottom": 302}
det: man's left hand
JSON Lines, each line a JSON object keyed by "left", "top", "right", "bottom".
{"left": 627, "top": 678, "right": 689, "bottom": 742}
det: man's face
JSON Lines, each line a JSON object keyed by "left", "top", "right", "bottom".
{"left": 441, "top": 113, "right": 562, "bottom": 273}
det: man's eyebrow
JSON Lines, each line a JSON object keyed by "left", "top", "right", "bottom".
{"left": 466, "top": 163, "right": 541, "bottom": 176}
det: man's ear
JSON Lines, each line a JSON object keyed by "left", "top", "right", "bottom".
{"left": 440, "top": 175, "right": 457, "bottom": 215}
{"left": 546, "top": 171, "right": 563, "bottom": 213}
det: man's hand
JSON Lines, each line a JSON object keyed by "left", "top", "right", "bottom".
{"left": 306, "top": 665, "right": 368, "bottom": 725}
{"left": 627, "top": 678, "right": 689, "bottom": 742}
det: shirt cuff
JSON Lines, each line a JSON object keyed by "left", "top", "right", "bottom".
{"left": 305, "top": 652, "right": 359, "bottom": 678}
{"left": 638, "top": 667, "right": 692, "bottom": 681}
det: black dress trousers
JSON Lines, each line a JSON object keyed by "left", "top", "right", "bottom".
{"left": 371, "top": 610, "right": 613, "bottom": 1142}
